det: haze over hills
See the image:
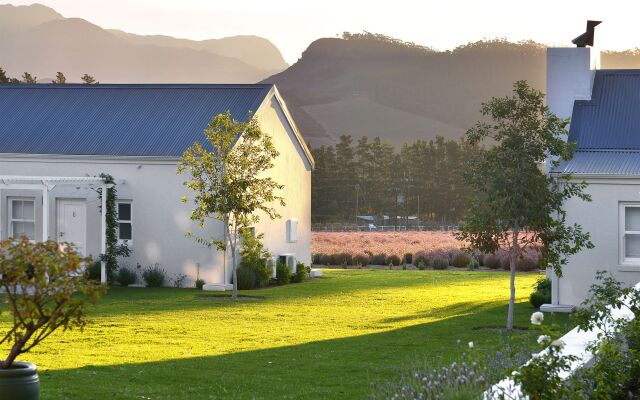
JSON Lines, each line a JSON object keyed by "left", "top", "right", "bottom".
{"left": 0, "top": 3, "right": 288, "bottom": 83}
{"left": 4, "top": 5, "right": 640, "bottom": 148}
{"left": 264, "top": 33, "right": 640, "bottom": 147}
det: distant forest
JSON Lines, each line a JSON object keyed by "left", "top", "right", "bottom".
{"left": 312, "top": 135, "right": 478, "bottom": 224}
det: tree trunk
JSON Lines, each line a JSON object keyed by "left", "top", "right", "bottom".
{"left": 506, "top": 228, "right": 520, "bottom": 331}
{"left": 231, "top": 242, "right": 238, "bottom": 299}
{"left": 2, "top": 329, "right": 33, "bottom": 368}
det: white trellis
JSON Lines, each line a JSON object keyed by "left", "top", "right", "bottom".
{"left": 0, "top": 175, "right": 113, "bottom": 283}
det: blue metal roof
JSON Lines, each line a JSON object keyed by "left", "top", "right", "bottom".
{"left": 553, "top": 150, "right": 640, "bottom": 176}
{"left": 0, "top": 84, "right": 273, "bottom": 157}
{"left": 569, "top": 70, "right": 640, "bottom": 150}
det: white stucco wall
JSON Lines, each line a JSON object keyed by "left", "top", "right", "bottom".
{"left": 546, "top": 47, "right": 599, "bottom": 121}
{"left": 253, "top": 95, "right": 312, "bottom": 267}
{"left": 558, "top": 177, "right": 640, "bottom": 306}
{"left": 0, "top": 92, "right": 312, "bottom": 287}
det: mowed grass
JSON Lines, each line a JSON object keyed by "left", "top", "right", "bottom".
{"left": 0, "top": 270, "right": 568, "bottom": 399}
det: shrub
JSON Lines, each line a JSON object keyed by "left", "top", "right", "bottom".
{"left": 275, "top": 261, "right": 291, "bottom": 285}
{"left": 236, "top": 266, "right": 258, "bottom": 289}
{"left": 291, "top": 262, "right": 310, "bottom": 283}
{"left": 403, "top": 252, "right": 413, "bottom": 264}
{"left": 353, "top": 253, "right": 370, "bottom": 266}
{"left": 142, "top": 264, "right": 166, "bottom": 287}
{"left": 239, "top": 228, "right": 271, "bottom": 287}
{"left": 529, "top": 278, "right": 551, "bottom": 308}
{"left": 312, "top": 253, "right": 328, "bottom": 265}
{"left": 86, "top": 260, "right": 102, "bottom": 281}
{"left": 387, "top": 254, "right": 401, "bottom": 266}
{"left": 116, "top": 266, "right": 137, "bottom": 286}
{"left": 413, "top": 252, "right": 430, "bottom": 269}
{"left": 432, "top": 256, "right": 449, "bottom": 270}
{"left": 172, "top": 273, "right": 188, "bottom": 288}
{"left": 517, "top": 257, "right": 538, "bottom": 272}
{"left": 195, "top": 278, "right": 205, "bottom": 290}
{"left": 477, "top": 253, "right": 486, "bottom": 266}
{"left": 451, "top": 252, "right": 472, "bottom": 268}
{"left": 370, "top": 253, "right": 388, "bottom": 266}
{"left": 484, "top": 254, "right": 501, "bottom": 269}
{"left": 468, "top": 258, "right": 480, "bottom": 270}
{"left": 501, "top": 257, "right": 511, "bottom": 270}
{"left": 328, "top": 252, "right": 352, "bottom": 266}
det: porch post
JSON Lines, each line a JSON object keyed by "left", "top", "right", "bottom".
{"left": 100, "top": 185, "right": 108, "bottom": 283}
{"left": 42, "top": 185, "right": 49, "bottom": 241}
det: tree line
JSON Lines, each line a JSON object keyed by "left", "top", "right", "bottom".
{"left": 312, "top": 135, "right": 479, "bottom": 224}
{"left": 0, "top": 67, "right": 97, "bottom": 84}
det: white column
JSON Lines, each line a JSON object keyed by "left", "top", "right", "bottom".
{"left": 42, "top": 185, "right": 49, "bottom": 241}
{"left": 100, "top": 185, "right": 107, "bottom": 283}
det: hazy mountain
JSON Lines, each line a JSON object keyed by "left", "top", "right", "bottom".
{"left": 0, "top": 3, "right": 62, "bottom": 36}
{"left": 264, "top": 34, "right": 640, "bottom": 148}
{"left": 108, "top": 30, "right": 288, "bottom": 73}
{"left": 0, "top": 3, "right": 288, "bottom": 83}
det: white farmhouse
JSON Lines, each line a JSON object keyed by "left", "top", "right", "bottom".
{"left": 544, "top": 45, "right": 640, "bottom": 310}
{"left": 0, "top": 84, "right": 313, "bottom": 289}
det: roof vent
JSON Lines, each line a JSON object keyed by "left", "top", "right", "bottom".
{"left": 572, "top": 20, "right": 602, "bottom": 47}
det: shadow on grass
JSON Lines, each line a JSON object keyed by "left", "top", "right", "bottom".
{"left": 39, "top": 301, "right": 569, "bottom": 400}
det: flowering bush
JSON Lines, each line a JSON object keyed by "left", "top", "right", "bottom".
{"left": 510, "top": 273, "right": 640, "bottom": 399}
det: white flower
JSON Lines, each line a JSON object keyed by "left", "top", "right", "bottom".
{"left": 468, "top": 341, "right": 474, "bottom": 349}
{"left": 537, "top": 335, "right": 550, "bottom": 344}
{"left": 457, "top": 339, "right": 461, "bottom": 345}
{"left": 551, "top": 339, "right": 565, "bottom": 349}
{"left": 530, "top": 311, "right": 544, "bottom": 326}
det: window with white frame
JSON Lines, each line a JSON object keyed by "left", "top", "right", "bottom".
{"left": 621, "top": 203, "right": 640, "bottom": 263}
{"left": 9, "top": 198, "right": 36, "bottom": 240}
{"left": 117, "top": 202, "right": 132, "bottom": 242}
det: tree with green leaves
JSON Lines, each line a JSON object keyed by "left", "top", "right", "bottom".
{"left": 52, "top": 72, "right": 66, "bottom": 84}
{"left": 81, "top": 74, "right": 98, "bottom": 84}
{"left": 457, "top": 80, "right": 593, "bottom": 330}
{"left": 21, "top": 72, "right": 37, "bottom": 84}
{"left": 0, "top": 237, "right": 106, "bottom": 368}
{"left": 0, "top": 67, "right": 19, "bottom": 84}
{"left": 178, "top": 112, "right": 284, "bottom": 298}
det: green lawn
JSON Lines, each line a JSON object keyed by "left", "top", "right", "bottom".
{"left": 0, "top": 270, "right": 568, "bottom": 399}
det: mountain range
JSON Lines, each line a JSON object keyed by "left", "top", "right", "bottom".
{"left": 3, "top": 4, "right": 640, "bottom": 148}
{"left": 0, "top": 3, "right": 287, "bottom": 84}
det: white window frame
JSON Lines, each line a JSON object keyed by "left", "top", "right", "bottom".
{"left": 8, "top": 197, "right": 36, "bottom": 241}
{"left": 116, "top": 201, "right": 132, "bottom": 245}
{"left": 620, "top": 202, "right": 640, "bottom": 264}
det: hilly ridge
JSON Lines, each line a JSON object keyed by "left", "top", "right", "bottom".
{"left": 0, "top": 3, "right": 287, "bottom": 83}
{"left": 264, "top": 34, "right": 640, "bottom": 147}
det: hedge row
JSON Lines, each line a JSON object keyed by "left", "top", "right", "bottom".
{"left": 312, "top": 251, "right": 540, "bottom": 271}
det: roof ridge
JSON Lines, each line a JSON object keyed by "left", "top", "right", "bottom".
{"left": 0, "top": 83, "right": 274, "bottom": 89}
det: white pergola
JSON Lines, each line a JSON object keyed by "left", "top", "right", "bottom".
{"left": 0, "top": 175, "right": 113, "bottom": 283}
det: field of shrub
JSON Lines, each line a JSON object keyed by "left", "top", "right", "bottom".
{"left": 312, "top": 231, "right": 540, "bottom": 271}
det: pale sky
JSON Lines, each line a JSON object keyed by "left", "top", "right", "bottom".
{"left": 9, "top": 0, "right": 640, "bottom": 64}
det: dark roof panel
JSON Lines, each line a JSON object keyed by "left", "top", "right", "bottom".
{"left": 0, "top": 84, "right": 273, "bottom": 157}
{"left": 569, "top": 70, "right": 640, "bottom": 150}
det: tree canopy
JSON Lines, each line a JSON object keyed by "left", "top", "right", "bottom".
{"left": 178, "top": 112, "right": 284, "bottom": 298}
{"left": 457, "top": 80, "right": 593, "bottom": 330}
